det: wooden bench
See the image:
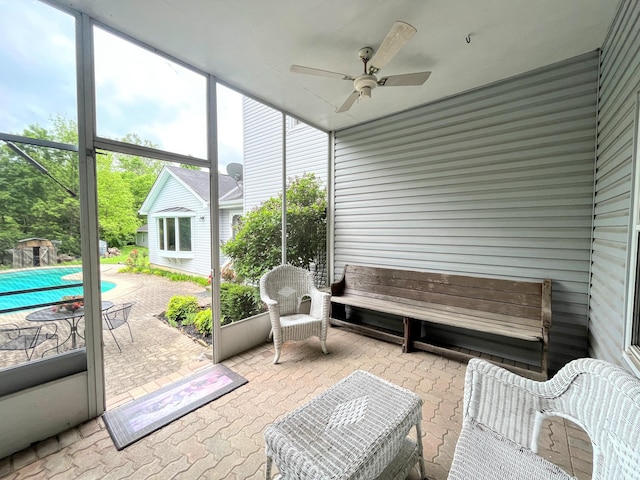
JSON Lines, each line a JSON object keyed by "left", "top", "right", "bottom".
{"left": 330, "top": 265, "right": 552, "bottom": 379}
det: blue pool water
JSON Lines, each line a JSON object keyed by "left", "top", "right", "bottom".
{"left": 0, "top": 267, "right": 115, "bottom": 313}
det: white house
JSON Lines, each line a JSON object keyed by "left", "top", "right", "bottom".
{"left": 140, "top": 109, "right": 328, "bottom": 278}
{"left": 138, "top": 165, "right": 242, "bottom": 277}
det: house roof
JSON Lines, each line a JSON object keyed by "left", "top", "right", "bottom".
{"left": 138, "top": 166, "right": 243, "bottom": 215}
{"left": 56, "top": 1, "right": 620, "bottom": 132}
{"left": 166, "top": 166, "right": 241, "bottom": 202}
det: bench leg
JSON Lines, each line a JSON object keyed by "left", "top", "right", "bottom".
{"left": 403, "top": 317, "right": 415, "bottom": 353}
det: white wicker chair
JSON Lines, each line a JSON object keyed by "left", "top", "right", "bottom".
{"left": 449, "top": 357, "right": 640, "bottom": 480}
{"left": 259, "top": 264, "right": 330, "bottom": 364}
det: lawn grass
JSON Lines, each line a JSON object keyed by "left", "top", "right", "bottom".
{"left": 100, "top": 245, "right": 147, "bottom": 264}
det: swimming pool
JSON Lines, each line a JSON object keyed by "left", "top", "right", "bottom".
{"left": 0, "top": 267, "right": 116, "bottom": 313}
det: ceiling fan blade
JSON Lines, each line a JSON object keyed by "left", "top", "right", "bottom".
{"left": 368, "top": 21, "right": 417, "bottom": 73}
{"left": 336, "top": 91, "right": 360, "bottom": 113}
{"left": 379, "top": 71, "right": 431, "bottom": 87}
{"left": 291, "top": 65, "right": 354, "bottom": 81}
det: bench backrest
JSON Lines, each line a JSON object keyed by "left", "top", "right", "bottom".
{"left": 332, "top": 264, "right": 551, "bottom": 326}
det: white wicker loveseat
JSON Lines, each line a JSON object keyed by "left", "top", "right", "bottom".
{"left": 259, "top": 264, "right": 331, "bottom": 364}
{"left": 449, "top": 357, "right": 640, "bottom": 480}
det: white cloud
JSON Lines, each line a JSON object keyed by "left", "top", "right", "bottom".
{"left": 0, "top": 2, "right": 245, "bottom": 166}
{"left": 93, "top": 28, "right": 244, "bottom": 163}
{"left": 0, "top": 1, "right": 77, "bottom": 133}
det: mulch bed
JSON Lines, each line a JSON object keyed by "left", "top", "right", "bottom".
{"left": 157, "top": 313, "right": 213, "bottom": 346}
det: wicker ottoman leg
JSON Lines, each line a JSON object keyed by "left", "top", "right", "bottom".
{"left": 265, "top": 456, "right": 272, "bottom": 479}
{"left": 415, "top": 422, "right": 426, "bottom": 479}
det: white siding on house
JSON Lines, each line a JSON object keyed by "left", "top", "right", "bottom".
{"left": 219, "top": 206, "right": 243, "bottom": 266}
{"left": 286, "top": 119, "right": 328, "bottom": 185}
{"left": 243, "top": 99, "right": 283, "bottom": 211}
{"left": 333, "top": 52, "right": 599, "bottom": 371}
{"left": 147, "top": 175, "right": 210, "bottom": 277}
{"left": 243, "top": 98, "right": 328, "bottom": 212}
{"left": 590, "top": 0, "right": 640, "bottom": 367}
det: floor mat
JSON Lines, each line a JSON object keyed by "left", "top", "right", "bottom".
{"left": 103, "top": 363, "right": 248, "bottom": 450}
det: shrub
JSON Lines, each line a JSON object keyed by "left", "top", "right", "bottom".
{"left": 118, "top": 264, "right": 209, "bottom": 287}
{"left": 166, "top": 295, "right": 199, "bottom": 324}
{"left": 220, "top": 283, "right": 263, "bottom": 324}
{"left": 182, "top": 311, "right": 197, "bottom": 326}
{"left": 221, "top": 262, "right": 237, "bottom": 283}
{"left": 194, "top": 308, "right": 212, "bottom": 334}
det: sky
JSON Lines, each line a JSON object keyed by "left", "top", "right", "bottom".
{"left": 0, "top": 0, "right": 244, "bottom": 172}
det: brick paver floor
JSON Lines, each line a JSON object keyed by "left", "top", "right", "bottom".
{"left": 0, "top": 267, "right": 593, "bottom": 479}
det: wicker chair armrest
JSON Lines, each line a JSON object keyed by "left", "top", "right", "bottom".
{"left": 464, "top": 358, "right": 564, "bottom": 449}
{"left": 262, "top": 297, "right": 278, "bottom": 307}
{"left": 460, "top": 358, "right": 640, "bottom": 479}
{"left": 309, "top": 289, "right": 330, "bottom": 321}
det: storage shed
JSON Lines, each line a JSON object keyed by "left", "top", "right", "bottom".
{"left": 13, "top": 238, "right": 57, "bottom": 268}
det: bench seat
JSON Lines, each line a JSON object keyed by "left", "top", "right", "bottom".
{"left": 330, "top": 265, "right": 552, "bottom": 379}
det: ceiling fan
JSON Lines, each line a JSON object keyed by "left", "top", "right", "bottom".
{"left": 291, "top": 21, "right": 431, "bottom": 113}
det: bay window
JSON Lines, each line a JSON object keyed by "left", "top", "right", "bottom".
{"left": 157, "top": 216, "right": 193, "bottom": 256}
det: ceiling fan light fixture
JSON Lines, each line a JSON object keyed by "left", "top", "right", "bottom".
{"left": 359, "top": 86, "right": 372, "bottom": 100}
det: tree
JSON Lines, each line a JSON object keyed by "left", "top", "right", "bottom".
{"left": 96, "top": 149, "right": 159, "bottom": 246}
{"left": 0, "top": 115, "right": 160, "bottom": 258}
{"left": 222, "top": 173, "right": 326, "bottom": 283}
{"left": 0, "top": 116, "right": 81, "bottom": 256}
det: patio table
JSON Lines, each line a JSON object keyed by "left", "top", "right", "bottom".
{"left": 264, "top": 370, "right": 426, "bottom": 480}
{"left": 26, "top": 300, "right": 113, "bottom": 350}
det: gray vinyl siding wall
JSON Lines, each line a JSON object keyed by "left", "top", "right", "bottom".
{"left": 286, "top": 122, "right": 328, "bottom": 186}
{"left": 333, "top": 52, "right": 599, "bottom": 371}
{"left": 243, "top": 98, "right": 283, "bottom": 211}
{"left": 243, "top": 98, "right": 329, "bottom": 212}
{"left": 590, "top": 0, "right": 640, "bottom": 367}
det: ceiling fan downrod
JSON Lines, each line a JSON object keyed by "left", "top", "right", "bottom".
{"left": 358, "top": 47, "right": 374, "bottom": 75}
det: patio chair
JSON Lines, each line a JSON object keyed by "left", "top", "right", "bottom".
{"left": 448, "top": 357, "right": 640, "bottom": 480}
{"left": 0, "top": 323, "right": 58, "bottom": 360}
{"left": 102, "top": 302, "right": 135, "bottom": 352}
{"left": 259, "top": 264, "right": 330, "bottom": 364}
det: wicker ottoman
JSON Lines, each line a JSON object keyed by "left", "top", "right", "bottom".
{"left": 264, "top": 370, "right": 426, "bottom": 480}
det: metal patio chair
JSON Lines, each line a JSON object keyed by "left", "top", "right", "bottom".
{"left": 0, "top": 323, "right": 58, "bottom": 360}
{"left": 102, "top": 302, "right": 135, "bottom": 352}
{"left": 260, "top": 264, "right": 330, "bottom": 364}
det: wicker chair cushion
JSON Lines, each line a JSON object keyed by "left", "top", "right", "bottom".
{"left": 448, "top": 419, "right": 575, "bottom": 480}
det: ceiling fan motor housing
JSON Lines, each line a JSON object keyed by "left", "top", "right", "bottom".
{"left": 354, "top": 75, "right": 377, "bottom": 98}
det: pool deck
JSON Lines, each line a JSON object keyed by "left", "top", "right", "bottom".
{"left": 0, "top": 266, "right": 593, "bottom": 479}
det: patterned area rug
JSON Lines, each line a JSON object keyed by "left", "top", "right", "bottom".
{"left": 103, "top": 363, "right": 248, "bottom": 450}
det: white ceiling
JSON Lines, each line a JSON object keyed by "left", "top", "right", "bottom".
{"left": 56, "top": 0, "right": 619, "bottom": 132}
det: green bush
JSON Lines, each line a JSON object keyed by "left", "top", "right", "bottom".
{"left": 222, "top": 173, "right": 326, "bottom": 282}
{"left": 220, "top": 283, "right": 263, "bottom": 324}
{"left": 182, "top": 311, "right": 197, "bottom": 326}
{"left": 166, "top": 295, "right": 199, "bottom": 324}
{"left": 194, "top": 308, "right": 212, "bottom": 334}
